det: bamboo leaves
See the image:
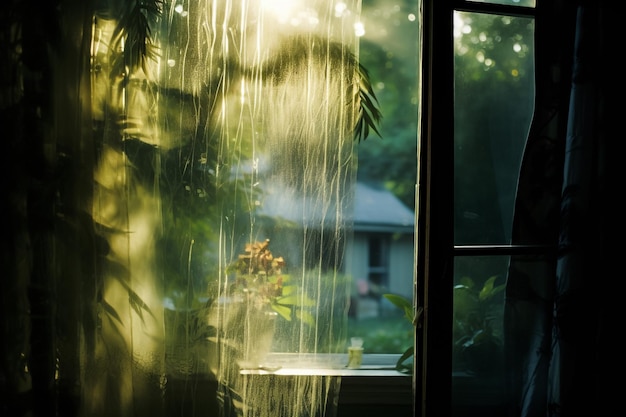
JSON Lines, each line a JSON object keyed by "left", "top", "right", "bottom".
{"left": 354, "top": 62, "right": 383, "bottom": 142}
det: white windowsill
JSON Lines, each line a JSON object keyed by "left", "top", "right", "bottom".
{"left": 240, "top": 352, "right": 411, "bottom": 377}
{"left": 239, "top": 353, "right": 413, "bottom": 406}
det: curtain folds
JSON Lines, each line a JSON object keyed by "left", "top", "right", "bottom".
{"left": 87, "top": 1, "right": 361, "bottom": 416}
{"left": 505, "top": 2, "right": 625, "bottom": 416}
{"left": 2, "top": 1, "right": 362, "bottom": 416}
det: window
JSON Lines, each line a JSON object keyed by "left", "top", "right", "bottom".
{"left": 346, "top": 0, "right": 421, "bottom": 357}
{"left": 367, "top": 235, "right": 389, "bottom": 290}
{"left": 419, "top": 0, "right": 542, "bottom": 416}
{"left": 6, "top": 0, "right": 573, "bottom": 416}
{"left": 7, "top": 1, "right": 615, "bottom": 416}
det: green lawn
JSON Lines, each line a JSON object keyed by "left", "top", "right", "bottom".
{"left": 347, "top": 314, "right": 414, "bottom": 354}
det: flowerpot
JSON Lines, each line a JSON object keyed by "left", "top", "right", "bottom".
{"left": 239, "top": 309, "right": 278, "bottom": 369}
{"left": 210, "top": 298, "right": 278, "bottom": 370}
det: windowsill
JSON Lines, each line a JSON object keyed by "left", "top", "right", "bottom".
{"left": 240, "top": 353, "right": 414, "bottom": 406}
{"left": 241, "top": 367, "right": 407, "bottom": 377}
{"left": 240, "top": 352, "right": 410, "bottom": 377}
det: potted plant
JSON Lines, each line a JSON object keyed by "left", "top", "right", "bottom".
{"left": 217, "top": 239, "right": 316, "bottom": 368}
{"left": 225, "top": 239, "right": 315, "bottom": 324}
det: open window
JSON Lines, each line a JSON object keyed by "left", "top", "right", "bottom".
{"left": 418, "top": 1, "right": 556, "bottom": 416}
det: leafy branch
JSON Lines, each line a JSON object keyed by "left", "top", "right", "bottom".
{"left": 109, "top": 0, "right": 163, "bottom": 79}
{"left": 383, "top": 293, "right": 416, "bottom": 374}
{"left": 354, "top": 63, "right": 383, "bottom": 142}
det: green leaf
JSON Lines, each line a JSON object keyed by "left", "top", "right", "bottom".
{"left": 396, "top": 345, "right": 414, "bottom": 374}
{"left": 355, "top": 62, "right": 383, "bottom": 142}
{"left": 271, "top": 303, "right": 292, "bottom": 321}
{"left": 295, "top": 309, "right": 316, "bottom": 327}
{"left": 479, "top": 275, "right": 505, "bottom": 301}
{"left": 110, "top": 0, "right": 163, "bottom": 78}
{"left": 383, "top": 293, "right": 411, "bottom": 310}
{"left": 275, "top": 294, "right": 316, "bottom": 307}
{"left": 269, "top": 274, "right": 291, "bottom": 284}
{"left": 458, "top": 276, "right": 475, "bottom": 289}
{"left": 383, "top": 293, "right": 414, "bottom": 323}
{"left": 281, "top": 285, "right": 297, "bottom": 296}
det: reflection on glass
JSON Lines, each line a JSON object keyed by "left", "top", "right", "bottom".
{"left": 454, "top": 11, "right": 534, "bottom": 245}
{"left": 469, "top": 0, "right": 536, "bottom": 7}
{"left": 452, "top": 256, "right": 508, "bottom": 412}
{"left": 452, "top": 9, "right": 535, "bottom": 413}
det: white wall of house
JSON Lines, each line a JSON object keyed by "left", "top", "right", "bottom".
{"left": 387, "top": 233, "right": 415, "bottom": 300}
{"left": 344, "top": 235, "right": 368, "bottom": 287}
{"left": 344, "top": 182, "right": 415, "bottom": 317}
{"left": 345, "top": 233, "right": 414, "bottom": 294}
{"left": 260, "top": 180, "right": 415, "bottom": 317}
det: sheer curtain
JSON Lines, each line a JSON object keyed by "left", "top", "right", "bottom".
{"left": 505, "top": 2, "right": 625, "bottom": 416}
{"left": 2, "top": 1, "right": 363, "bottom": 416}
{"left": 90, "top": 0, "right": 361, "bottom": 416}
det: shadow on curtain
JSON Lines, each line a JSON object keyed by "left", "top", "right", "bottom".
{"left": 505, "top": 1, "right": 625, "bottom": 416}
{"left": 0, "top": 1, "right": 370, "bottom": 417}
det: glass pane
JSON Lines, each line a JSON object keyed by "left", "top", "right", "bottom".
{"left": 346, "top": 0, "right": 421, "bottom": 354}
{"left": 452, "top": 256, "right": 508, "bottom": 414}
{"left": 4, "top": 1, "right": 420, "bottom": 417}
{"left": 469, "top": 0, "right": 536, "bottom": 7}
{"left": 454, "top": 11, "right": 534, "bottom": 245}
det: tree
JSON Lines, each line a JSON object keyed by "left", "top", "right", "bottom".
{"left": 357, "top": 0, "right": 421, "bottom": 210}
{"left": 453, "top": 11, "right": 534, "bottom": 244}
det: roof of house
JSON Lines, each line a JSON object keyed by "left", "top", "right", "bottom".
{"left": 259, "top": 181, "right": 414, "bottom": 234}
{"left": 353, "top": 182, "right": 414, "bottom": 233}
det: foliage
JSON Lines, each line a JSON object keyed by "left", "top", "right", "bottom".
{"left": 380, "top": 273, "right": 506, "bottom": 376}
{"left": 453, "top": 275, "right": 506, "bottom": 374}
{"left": 453, "top": 12, "right": 535, "bottom": 244}
{"left": 356, "top": 0, "right": 421, "bottom": 208}
{"left": 382, "top": 293, "right": 417, "bottom": 374}
{"left": 348, "top": 316, "right": 413, "bottom": 355}
{"left": 108, "top": 0, "right": 381, "bottom": 143}
{"left": 108, "top": 0, "right": 163, "bottom": 79}
{"left": 226, "top": 239, "right": 316, "bottom": 326}
{"left": 354, "top": 62, "right": 383, "bottom": 142}
{"left": 97, "top": 0, "right": 383, "bottom": 335}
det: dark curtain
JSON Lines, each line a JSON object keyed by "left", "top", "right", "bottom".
{"left": 505, "top": 1, "right": 626, "bottom": 417}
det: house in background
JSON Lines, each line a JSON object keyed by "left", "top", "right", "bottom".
{"left": 344, "top": 182, "right": 415, "bottom": 319}
{"left": 258, "top": 180, "right": 415, "bottom": 319}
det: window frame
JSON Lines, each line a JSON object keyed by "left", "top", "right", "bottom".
{"left": 418, "top": 0, "right": 545, "bottom": 416}
{"left": 243, "top": 1, "right": 551, "bottom": 414}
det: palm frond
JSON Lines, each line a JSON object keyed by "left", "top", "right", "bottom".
{"left": 110, "top": 0, "right": 163, "bottom": 79}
